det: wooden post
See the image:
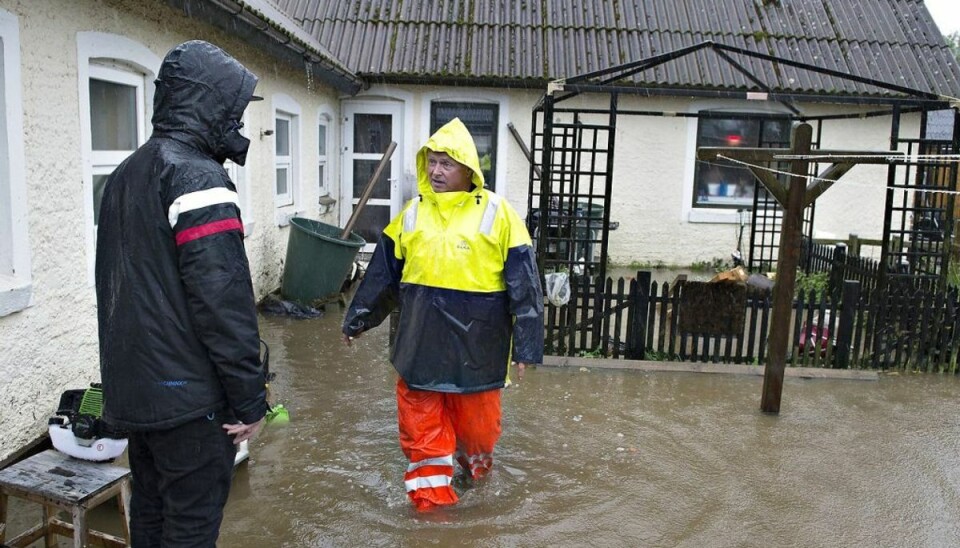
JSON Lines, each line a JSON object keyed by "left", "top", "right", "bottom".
{"left": 829, "top": 243, "right": 847, "bottom": 301}
{"left": 696, "top": 128, "right": 899, "bottom": 413}
{"left": 761, "top": 122, "right": 812, "bottom": 414}
{"left": 507, "top": 122, "right": 543, "bottom": 179}
{"left": 848, "top": 233, "right": 861, "bottom": 257}
{"left": 628, "top": 270, "right": 652, "bottom": 359}
{"left": 835, "top": 280, "right": 860, "bottom": 369}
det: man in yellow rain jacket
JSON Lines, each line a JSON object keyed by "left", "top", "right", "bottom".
{"left": 342, "top": 118, "right": 543, "bottom": 511}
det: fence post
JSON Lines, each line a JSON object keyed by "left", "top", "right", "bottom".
{"left": 829, "top": 243, "right": 847, "bottom": 301}
{"left": 890, "top": 235, "right": 902, "bottom": 256}
{"left": 848, "top": 233, "right": 860, "bottom": 257}
{"left": 627, "top": 271, "right": 651, "bottom": 359}
{"left": 834, "top": 280, "right": 860, "bottom": 369}
{"left": 591, "top": 275, "right": 604, "bottom": 353}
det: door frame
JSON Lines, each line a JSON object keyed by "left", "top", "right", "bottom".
{"left": 340, "top": 99, "right": 406, "bottom": 253}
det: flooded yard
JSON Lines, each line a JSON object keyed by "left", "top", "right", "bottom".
{"left": 8, "top": 306, "right": 960, "bottom": 546}
{"left": 219, "top": 309, "right": 960, "bottom": 547}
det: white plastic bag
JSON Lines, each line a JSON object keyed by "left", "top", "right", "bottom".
{"left": 544, "top": 272, "right": 571, "bottom": 306}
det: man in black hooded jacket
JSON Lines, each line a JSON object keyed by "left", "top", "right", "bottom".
{"left": 95, "top": 40, "right": 266, "bottom": 547}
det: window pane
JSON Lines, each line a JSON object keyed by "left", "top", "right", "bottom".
{"left": 276, "top": 118, "right": 290, "bottom": 156}
{"left": 693, "top": 115, "right": 788, "bottom": 209}
{"left": 90, "top": 78, "right": 137, "bottom": 151}
{"left": 926, "top": 109, "right": 956, "bottom": 141}
{"left": 698, "top": 117, "right": 759, "bottom": 148}
{"left": 695, "top": 163, "right": 756, "bottom": 206}
{"left": 318, "top": 125, "right": 327, "bottom": 156}
{"left": 318, "top": 164, "right": 325, "bottom": 192}
{"left": 276, "top": 167, "right": 288, "bottom": 195}
{"left": 431, "top": 102, "right": 498, "bottom": 186}
{"left": 761, "top": 119, "right": 791, "bottom": 147}
{"left": 93, "top": 174, "right": 109, "bottom": 226}
{"left": 350, "top": 204, "right": 391, "bottom": 245}
{"left": 353, "top": 159, "right": 391, "bottom": 199}
{"left": 353, "top": 114, "right": 391, "bottom": 154}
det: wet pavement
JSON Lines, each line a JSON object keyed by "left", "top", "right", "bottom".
{"left": 7, "top": 305, "right": 960, "bottom": 547}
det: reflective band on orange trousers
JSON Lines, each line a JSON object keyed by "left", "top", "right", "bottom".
{"left": 397, "top": 378, "right": 502, "bottom": 508}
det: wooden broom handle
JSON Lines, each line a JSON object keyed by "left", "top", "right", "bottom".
{"left": 340, "top": 141, "right": 398, "bottom": 240}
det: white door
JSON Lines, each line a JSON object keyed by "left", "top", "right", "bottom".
{"left": 341, "top": 102, "right": 403, "bottom": 252}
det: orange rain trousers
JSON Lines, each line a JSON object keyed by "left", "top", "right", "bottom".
{"left": 396, "top": 378, "right": 502, "bottom": 511}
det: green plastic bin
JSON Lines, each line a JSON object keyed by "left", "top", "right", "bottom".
{"left": 281, "top": 217, "right": 366, "bottom": 305}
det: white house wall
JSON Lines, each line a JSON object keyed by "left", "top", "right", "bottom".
{"left": 622, "top": 96, "right": 913, "bottom": 267}
{"left": 0, "top": 0, "right": 342, "bottom": 462}
{"left": 368, "top": 85, "right": 902, "bottom": 268}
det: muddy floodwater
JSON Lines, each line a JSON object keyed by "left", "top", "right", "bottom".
{"left": 214, "top": 309, "right": 960, "bottom": 547}
{"left": 9, "top": 306, "right": 960, "bottom": 547}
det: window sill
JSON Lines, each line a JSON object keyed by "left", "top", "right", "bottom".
{"left": 0, "top": 277, "right": 33, "bottom": 317}
{"left": 275, "top": 206, "right": 302, "bottom": 227}
{"left": 687, "top": 209, "right": 745, "bottom": 224}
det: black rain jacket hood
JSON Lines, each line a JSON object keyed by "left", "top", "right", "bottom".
{"left": 152, "top": 40, "right": 258, "bottom": 165}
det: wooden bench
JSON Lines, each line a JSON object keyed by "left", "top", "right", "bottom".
{"left": 0, "top": 449, "right": 131, "bottom": 547}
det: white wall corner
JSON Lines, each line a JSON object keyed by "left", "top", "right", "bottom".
{"left": 0, "top": 8, "right": 32, "bottom": 315}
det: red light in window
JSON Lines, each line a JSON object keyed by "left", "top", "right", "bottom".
{"left": 725, "top": 134, "right": 742, "bottom": 146}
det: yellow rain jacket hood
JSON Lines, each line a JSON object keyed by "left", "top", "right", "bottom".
{"left": 417, "top": 117, "right": 485, "bottom": 196}
{"left": 343, "top": 118, "right": 544, "bottom": 393}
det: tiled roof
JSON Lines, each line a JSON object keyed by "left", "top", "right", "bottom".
{"left": 271, "top": 0, "right": 960, "bottom": 98}
{"left": 167, "top": 0, "right": 364, "bottom": 94}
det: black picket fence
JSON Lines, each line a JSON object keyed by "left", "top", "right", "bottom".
{"left": 801, "top": 238, "right": 882, "bottom": 297}
{"left": 545, "top": 271, "right": 960, "bottom": 371}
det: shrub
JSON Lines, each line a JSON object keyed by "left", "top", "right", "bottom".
{"left": 795, "top": 270, "right": 829, "bottom": 296}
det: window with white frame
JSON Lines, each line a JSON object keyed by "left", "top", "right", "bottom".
{"left": 0, "top": 8, "right": 31, "bottom": 316}
{"left": 275, "top": 113, "right": 294, "bottom": 206}
{"left": 318, "top": 115, "right": 330, "bottom": 197}
{"left": 77, "top": 33, "right": 159, "bottom": 283}
{"left": 88, "top": 64, "right": 146, "bottom": 229}
{"left": 272, "top": 95, "right": 302, "bottom": 217}
{"left": 692, "top": 113, "right": 791, "bottom": 209}
{"left": 430, "top": 102, "right": 499, "bottom": 186}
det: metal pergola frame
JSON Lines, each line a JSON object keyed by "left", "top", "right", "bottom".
{"left": 528, "top": 40, "right": 959, "bottom": 357}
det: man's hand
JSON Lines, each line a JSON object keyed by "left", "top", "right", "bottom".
{"left": 516, "top": 362, "right": 527, "bottom": 381}
{"left": 222, "top": 417, "right": 265, "bottom": 445}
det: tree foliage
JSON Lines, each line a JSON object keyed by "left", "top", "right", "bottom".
{"left": 947, "top": 32, "right": 960, "bottom": 63}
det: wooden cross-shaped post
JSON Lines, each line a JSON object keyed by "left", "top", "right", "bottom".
{"left": 698, "top": 122, "right": 899, "bottom": 414}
